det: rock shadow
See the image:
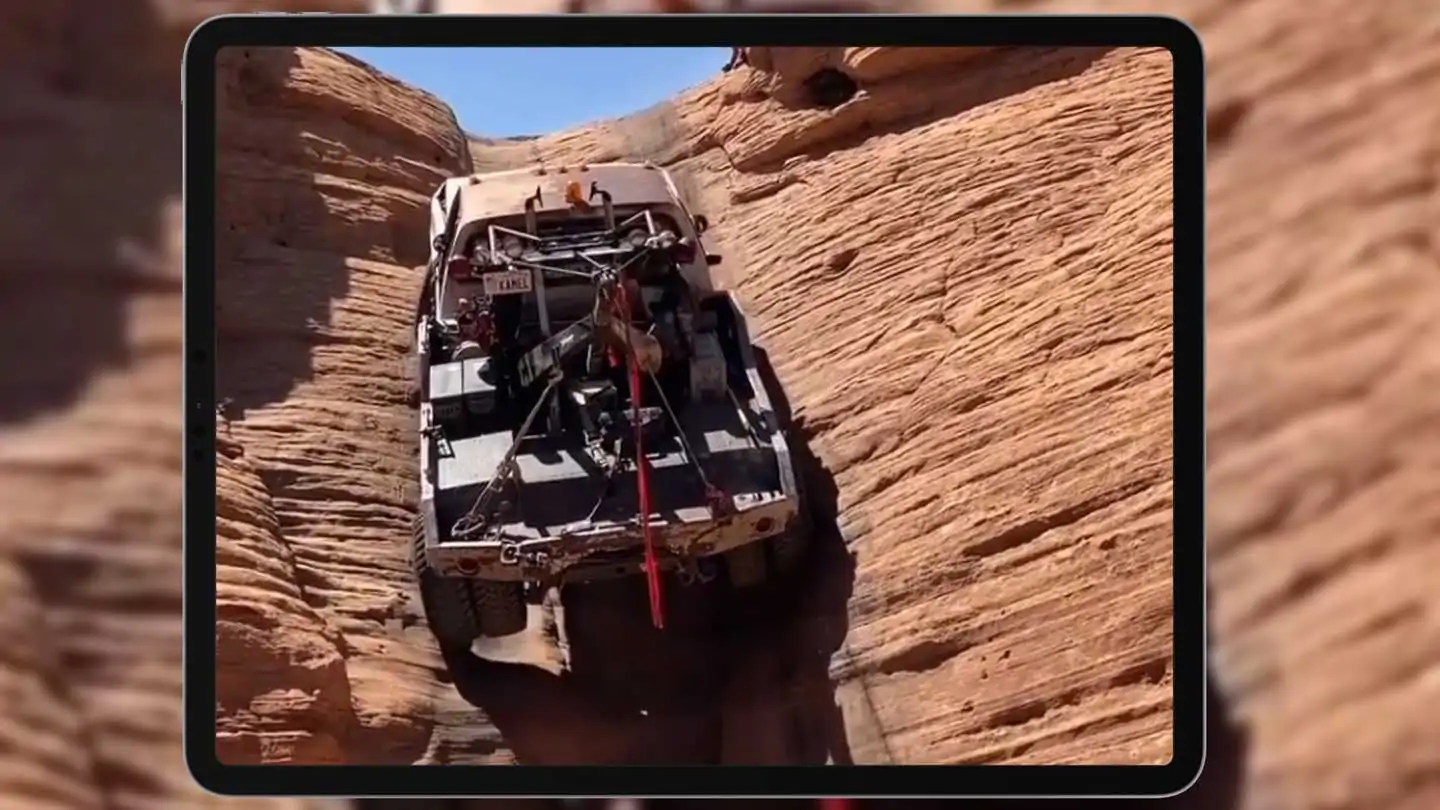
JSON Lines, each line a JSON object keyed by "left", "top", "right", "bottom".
{"left": 619, "top": 658, "right": 1247, "bottom": 810}
{"left": 0, "top": 0, "right": 183, "bottom": 426}
{"left": 213, "top": 46, "right": 443, "bottom": 767}
{"left": 866, "top": 597, "right": 1252, "bottom": 810}
{"left": 213, "top": 46, "right": 353, "bottom": 416}
{"left": 440, "top": 341, "right": 857, "bottom": 766}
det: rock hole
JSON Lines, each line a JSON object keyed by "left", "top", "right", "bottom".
{"left": 803, "top": 68, "right": 858, "bottom": 110}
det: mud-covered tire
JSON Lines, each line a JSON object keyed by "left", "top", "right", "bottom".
{"left": 470, "top": 580, "right": 528, "bottom": 638}
{"left": 410, "top": 516, "right": 527, "bottom": 647}
{"left": 726, "top": 526, "right": 808, "bottom": 588}
{"left": 412, "top": 517, "right": 480, "bottom": 651}
{"left": 724, "top": 542, "right": 768, "bottom": 588}
{"left": 769, "top": 460, "right": 813, "bottom": 574}
{"left": 768, "top": 526, "right": 809, "bottom": 575}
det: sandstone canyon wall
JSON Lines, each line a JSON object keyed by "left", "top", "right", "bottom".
{"left": 214, "top": 44, "right": 474, "bottom": 766}
{"left": 213, "top": 43, "right": 1175, "bottom": 768}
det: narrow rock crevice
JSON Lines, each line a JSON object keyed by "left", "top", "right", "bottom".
{"left": 214, "top": 43, "right": 1178, "bottom": 773}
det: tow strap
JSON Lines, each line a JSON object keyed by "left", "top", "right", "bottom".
{"left": 613, "top": 279, "right": 666, "bottom": 630}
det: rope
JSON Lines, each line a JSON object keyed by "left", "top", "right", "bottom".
{"left": 451, "top": 375, "right": 561, "bottom": 540}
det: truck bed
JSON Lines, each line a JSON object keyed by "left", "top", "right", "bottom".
{"left": 433, "top": 398, "right": 781, "bottom": 540}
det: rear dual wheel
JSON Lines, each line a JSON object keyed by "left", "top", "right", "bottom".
{"left": 411, "top": 515, "right": 527, "bottom": 650}
{"left": 724, "top": 524, "right": 811, "bottom": 589}
{"left": 725, "top": 462, "right": 812, "bottom": 588}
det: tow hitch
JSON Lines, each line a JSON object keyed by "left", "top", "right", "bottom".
{"left": 677, "top": 556, "right": 720, "bottom": 587}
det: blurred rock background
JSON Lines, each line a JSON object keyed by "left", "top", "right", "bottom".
{"left": 0, "top": 1, "right": 1436, "bottom": 810}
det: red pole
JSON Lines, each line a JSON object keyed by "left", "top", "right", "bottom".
{"left": 615, "top": 281, "right": 665, "bottom": 629}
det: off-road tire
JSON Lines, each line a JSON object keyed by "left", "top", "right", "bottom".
{"left": 724, "top": 542, "right": 768, "bottom": 588}
{"left": 411, "top": 515, "right": 480, "bottom": 651}
{"left": 768, "top": 526, "right": 809, "bottom": 575}
{"left": 410, "top": 516, "right": 528, "bottom": 647}
{"left": 726, "top": 526, "right": 809, "bottom": 588}
{"left": 470, "top": 579, "right": 528, "bottom": 638}
{"left": 727, "top": 470, "right": 813, "bottom": 587}
{"left": 769, "top": 464, "right": 813, "bottom": 574}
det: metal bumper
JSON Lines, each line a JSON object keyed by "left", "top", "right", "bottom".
{"left": 427, "top": 499, "right": 797, "bottom": 583}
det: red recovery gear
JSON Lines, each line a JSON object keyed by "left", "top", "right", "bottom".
{"left": 454, "top": 295, "right": 496, "bottom": 352}
{"left": 818, "top": 800, "right": 854, "bottom": 810}
{"left": 612, "top": 279, "right": 666, "bottom": 630}
{"left": 468, "top": 308, "right": 496, "bottom": 351}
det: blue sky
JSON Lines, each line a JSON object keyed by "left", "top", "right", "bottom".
{"left": 335, "top": 47, "right": 731, "bottom": 138}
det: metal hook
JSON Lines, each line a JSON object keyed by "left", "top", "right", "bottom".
{"left": 677, "top": 556, "right": 719, "bottom": 586}
{"left": 499, "top": 542, "right": 521, "bottom": 566}
{"left": 695, "top": 556, "right": 719, "bottom": 584}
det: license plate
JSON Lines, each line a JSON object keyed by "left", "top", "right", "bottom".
{"left": 481, "top": 270, "right": 533, "bottom": 296}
